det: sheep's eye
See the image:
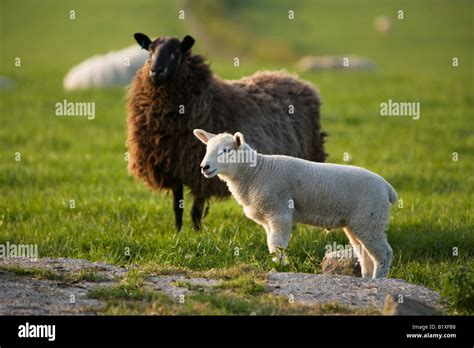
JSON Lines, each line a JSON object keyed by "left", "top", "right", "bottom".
{"left": 218, "top": 148, "right": 231, "bottom": 156}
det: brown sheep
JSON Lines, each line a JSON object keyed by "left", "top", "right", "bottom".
{"left": 127, "top": 33, "right": 327, "bottom": 231}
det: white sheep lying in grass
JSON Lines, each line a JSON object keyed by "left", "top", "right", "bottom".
{"left": 63, "top": 45, "right": 148, "bottom": 90}
{"left": 194, "top": 129, "right": 398, "bottom": 279}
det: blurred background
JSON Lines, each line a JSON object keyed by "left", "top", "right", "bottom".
{"left": 0, "top": 0, "right": 473, "bottom": 313}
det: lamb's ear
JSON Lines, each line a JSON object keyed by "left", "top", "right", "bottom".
{"left": 234, "top": 132, "right": 245, "bottom": 148}
{"left": 193, "top": 129, "right": 215, "bottom": 144}
{"left": 134, "top": 33, "right": 152, "bottom": 50}
{"left": 181, "top": 35, "right": 195, "bottom": 53}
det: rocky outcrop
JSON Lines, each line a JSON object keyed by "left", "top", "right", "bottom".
{"left": 0, "top": 258, "right": 444, "bottom": 315}
{"left": 267, "top": 272, "right": 443, "bottom": 314}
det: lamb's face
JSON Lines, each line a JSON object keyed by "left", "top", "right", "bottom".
{"left": 201, "top": 134, "right": 236, "bottom": 178}
{"left": 193, "top": 130, "right": 246, "bottom": 179}
{"left": 134, "top": 33, "right": 195, "bottom": 86}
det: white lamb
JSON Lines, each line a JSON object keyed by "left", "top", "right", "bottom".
{"left": 193, "top": 129, "right": 398, "bottom": 279}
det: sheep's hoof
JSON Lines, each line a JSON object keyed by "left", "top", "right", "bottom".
{"left": 271, "top": 250, "right": 289, "bottom": 270}
{"left": 272, "top": 256, "right": 288, "bottom": 266}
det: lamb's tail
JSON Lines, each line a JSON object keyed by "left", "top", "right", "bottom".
{"left": 387, "top": 182, "right": 398, "bottom": 205}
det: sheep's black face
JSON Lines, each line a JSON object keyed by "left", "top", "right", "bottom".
{"left": 134, "top": 33, "right": 195, "bottom": 86}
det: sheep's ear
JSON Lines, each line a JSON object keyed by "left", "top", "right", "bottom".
{"left": 193, "top": 129, "right": 215, "bottom": 144}
{"left": 181, "top": 35, "right": 195, "bottom": 53}
{"left": 134, "top": 33, "right": 152, "bottom": 50}
{"left": 234, "top": 132, "right": 245, "bottom": 148}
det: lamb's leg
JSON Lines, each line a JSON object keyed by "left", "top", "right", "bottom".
{"left": 266, "top": 217, "right": 293, "bottom": 266}
{"left": 352, "top": 230, "right": 393, "bottom": 279}
{"left": 367, "top": 238, "right": 393, "bottom": 278}
{"left": 191, "top": 196, "right": 206, "bottom": 231}
{"left": 360, "top": 248, "right": 374, "bottom": 278}
{"left": 343, "top": 227, "right": 374, "bottom": 278}
{"left": 172, "top": 184, "right": 184, "bottom": 231}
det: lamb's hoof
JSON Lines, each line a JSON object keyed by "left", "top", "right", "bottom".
{"left": 271, "top": 252, "right": 290, "bottom": 271}
{"left": 272, "top": 248, "right": 288, "bottom": 266}
{"left": 272, "top": 255, "right": 288, "bottom": 266}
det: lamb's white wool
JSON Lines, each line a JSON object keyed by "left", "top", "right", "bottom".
{"left": 63, "top": 45, "right": 148, "bottom": 90}
{"left": 194, "top": 129, "right": 398, "bottom": 279}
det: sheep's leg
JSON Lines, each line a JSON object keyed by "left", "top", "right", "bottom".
{"left": 367, "top": 238, "right": 393, "bottom": 278}
{"left": 360, "top": 248, "right": 374, "bottom": 278}
{"left": 352, "top": 229, "right": 393, "bottom": 279}
{"left": 343, "top": 227, "right": 374, "bottom": 278}
{"left": 191, "top": 196, "right": 206, "bottom": 231}
{"left": 172, "top": 184, "right": 184, "bottom": 231}
{"left": 266, "top": 217, "right": 293, "bottom": 266}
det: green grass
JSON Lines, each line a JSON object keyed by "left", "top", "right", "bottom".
{"left": 1, "top": 0, "right": 473, "bottom": 314}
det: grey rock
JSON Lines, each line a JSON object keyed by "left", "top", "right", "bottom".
{"left": 321, "top": 249, "right": 361, "bottom": 277}
{"left": 0, "top": 270, "right": 106, "bottom": 315}
{"left": 0, "top": 257, "right": 126, "bottom": 281}
{"left": 0, "top": 257, "right": 445, "bottom": 315}
{"left": 147, "top": 275, "right": 220, "bottom": 300}
{"left": 383, "top": 293, "right": 444, "bottom": 315}
{"left": 0, "top": 257, "right": 125, "bottom": 315}
{"left": 267, "top": 272, "right": 442, "bottom": 313}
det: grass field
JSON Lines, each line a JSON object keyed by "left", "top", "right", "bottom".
{"left": 1, "top": 0, "right": 473, "bottom": 314}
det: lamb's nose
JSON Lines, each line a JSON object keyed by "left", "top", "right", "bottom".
{"left": 201, "top": 164, "right": 210, "bottom": 171}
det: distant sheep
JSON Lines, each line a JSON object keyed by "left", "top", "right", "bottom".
{"left": 194, "top": 129, "right": 397, "bottom": 279}
{"left": 127, "top": 33, "right": 327, "bottom": 231}
{"left": 63, "top": 45, "right": 148, "bottom": 90}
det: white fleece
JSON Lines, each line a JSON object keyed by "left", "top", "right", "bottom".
{"left": 195, "top": 130, "right": 398, "bottom": 279}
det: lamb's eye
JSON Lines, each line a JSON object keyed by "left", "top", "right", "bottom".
{"left": 171, "top": 53, "right": 175, "bottom": 60}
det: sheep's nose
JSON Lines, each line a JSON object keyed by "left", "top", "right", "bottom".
{"left": 150, "top": 68, "right": 165, "bottom": 80}
{"left": 201, "top": 164, "right": 210, "bottom": 171}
